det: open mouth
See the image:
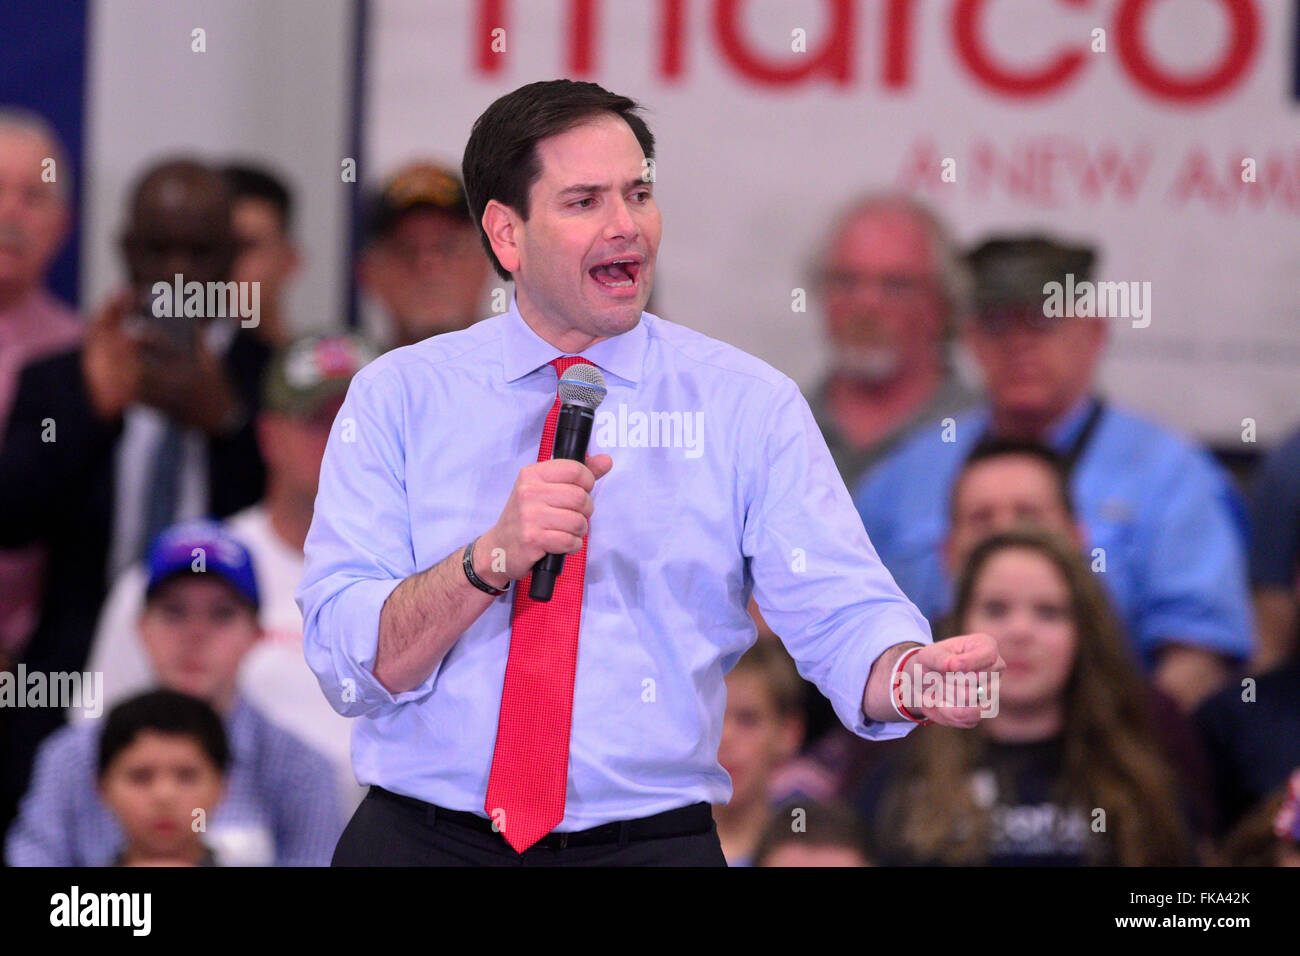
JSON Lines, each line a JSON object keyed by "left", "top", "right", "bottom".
{"left": 588, "top": 256, "right": 642, "bottom": 295}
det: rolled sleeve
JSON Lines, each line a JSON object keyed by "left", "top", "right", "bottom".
{"left": 742, "top": 377, "right": 932, "bottom": 741}
{"left": 295, "top": 368, "right": 440, "bottom": 717}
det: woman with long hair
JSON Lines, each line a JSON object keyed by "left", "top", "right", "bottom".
{"left": 855, "top": 527, "right": 1195, "bottom": 865}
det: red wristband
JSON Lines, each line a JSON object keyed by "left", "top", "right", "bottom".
{"left": 891, "top": 646, "right": 934, "bottom": 726}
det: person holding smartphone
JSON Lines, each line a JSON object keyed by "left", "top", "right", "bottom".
{"left": 0, "top": 157, "right": 272, "bottom": 853}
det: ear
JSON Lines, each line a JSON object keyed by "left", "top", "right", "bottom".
{"left": 777, "top": 714, "right": 804, "bottom": 761}
{"left": 254, "top": 413, "right": 276, "bottom": 461}
{"left": 941, "top": 531, "right": 958, "bottom": 578}
{"left": 284, "top": 241, "right": 303, "bottom": 278}
{"left": 355, "top": 246, "right": 379, "bottom": 293}
{"left": 51, "top": 201, "right": 72, "bottom": 249}
{"left": 1086, "top": 315, "right": 1108, "bottom": 354}
{"left": 482, "top": 200, "right": 520, "bottom": 275}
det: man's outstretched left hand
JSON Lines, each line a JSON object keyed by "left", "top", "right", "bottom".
{"left": 864, "top": 634, "right": 1005, "bottom": 729}
{"left": 908, "top": 633, "right": 1005, "bottom": 728}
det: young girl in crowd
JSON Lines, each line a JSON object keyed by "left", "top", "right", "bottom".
{"left": 855, "top": 528, "right": 1195, "bottom": 865}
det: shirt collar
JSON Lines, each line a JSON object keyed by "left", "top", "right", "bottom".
{"left": 970, "top": 394, "right": 1097, "bottom": 448}
{"left": 500, "top": 293, "right": 647, "bottom": 385}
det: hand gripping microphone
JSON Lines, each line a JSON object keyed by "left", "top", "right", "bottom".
{"left": 529, "top": 362, "right": 608, "bottom": 601}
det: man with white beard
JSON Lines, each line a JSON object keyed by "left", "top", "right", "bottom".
{"left": 805, "top": 194, "right": 978, "bottom": 492}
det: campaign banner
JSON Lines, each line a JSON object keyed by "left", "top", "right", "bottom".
{"left": 364, "top": 0, "right": 1300, "bottom": 444}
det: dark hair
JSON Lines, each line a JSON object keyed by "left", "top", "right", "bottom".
{"left": 751, "top": 800, "right": 871, "bottom": 866}
{"left": 876, "top": 528, "right": 1193, "bottom": 866}
{"left": 223, "top": 162, "right": 294, "bottom": 232}
{"left": 730, "top": 640, "right": 805, "bottom": 719}
{"left": 462, "top": 79, "right": 655, "bottom": 281}
{"left": 951, "top": 437, "right": 1076, "bottom": 523}
{"left": 97, "top": 689, "right": 229, "bottom": 779}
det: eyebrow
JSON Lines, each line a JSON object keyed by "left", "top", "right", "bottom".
{"left": 556, "top": 178, "right": 652, "bottom": 198}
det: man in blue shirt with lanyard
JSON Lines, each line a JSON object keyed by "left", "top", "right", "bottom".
{"left": 855, "top": 237, "right": 1253, "bottom": 714}
{"left": 296, "top": 79, "right": 1003, "bottom": 866}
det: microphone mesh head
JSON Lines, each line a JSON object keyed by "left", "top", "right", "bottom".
{"left": 557, "top": 362, "right": 607, "bottom": 410}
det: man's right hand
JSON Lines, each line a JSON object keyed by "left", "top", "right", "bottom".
{"left": 81, "top": 291, "right": 142, "bottom": 422}
{"left": 477, "top": 454, "right": 614, "bottom": 586}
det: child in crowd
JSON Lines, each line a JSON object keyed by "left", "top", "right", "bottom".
{"left": 713, "top": 639, "right": 805, "bottom": 866}
{"left": 753, "top": 800, "right": 871, "bottom": 867}
{"left": 97, "top": 689, "right": 228, "bottom": 867}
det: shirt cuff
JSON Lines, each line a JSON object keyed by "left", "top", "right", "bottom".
{"left": 828, "top": 619, "right": 932, "bottom": 742}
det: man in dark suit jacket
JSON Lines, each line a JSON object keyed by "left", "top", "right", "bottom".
{"left": 0, "top": 159, "right": 270, "bottom": 846}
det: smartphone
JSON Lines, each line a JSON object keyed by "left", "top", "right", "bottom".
{"left": 135, "top": 284, "right": 198, "bottom": 354}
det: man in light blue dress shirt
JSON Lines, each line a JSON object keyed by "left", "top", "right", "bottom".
{"left": 297, "top": 79, "right": 1002, "bottom": 866}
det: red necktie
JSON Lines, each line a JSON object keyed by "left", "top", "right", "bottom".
{"left": 484, "top": 356, "right": 593, "bottom": 853}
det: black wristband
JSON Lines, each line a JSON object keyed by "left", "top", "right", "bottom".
{"left": 463, "top": 537, "right": 507, "bottom": 596}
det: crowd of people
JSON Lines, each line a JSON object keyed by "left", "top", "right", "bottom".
{"left": 0, "top": 104, "right": 1295, "bottom": 866}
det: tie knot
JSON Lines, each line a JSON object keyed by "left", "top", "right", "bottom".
{"left": 550, "top": 355, "right": 592, "bottom": 376}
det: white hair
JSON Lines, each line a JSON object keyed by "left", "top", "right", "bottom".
{"left": 810, "top": 191, "right": 972, "bottom": 324}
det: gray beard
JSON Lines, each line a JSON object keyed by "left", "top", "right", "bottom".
{"left": 831, "top": 345, "right": 902, "bottom": 385}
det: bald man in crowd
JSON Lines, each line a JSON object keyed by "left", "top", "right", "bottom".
{"left": 806, "top": 193, "right": 978, "bottom": 493}
{"left": 785, "top": 194, "right": 980, "bottom": 741}
{"left": 0, "top": 157, "right": 271, "bottom": 847}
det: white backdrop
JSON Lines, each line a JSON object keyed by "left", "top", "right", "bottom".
{"left": 83, "top": 0, "right": 356, "bottom": 339}
{"left": 365, "top": 0, "right": 1300, "bottom": 444}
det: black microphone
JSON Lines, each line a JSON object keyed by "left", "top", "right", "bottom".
{"left": 529, "top": 363, "right": 608, "bottom": 601}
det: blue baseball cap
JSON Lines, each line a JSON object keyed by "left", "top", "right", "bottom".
{"left": 144, "top": 519, "right": 260, "bottom": 610}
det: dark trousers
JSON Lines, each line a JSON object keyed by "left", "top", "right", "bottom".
{"left": 332, "top": 787, "right": 728, "bottom": 866}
